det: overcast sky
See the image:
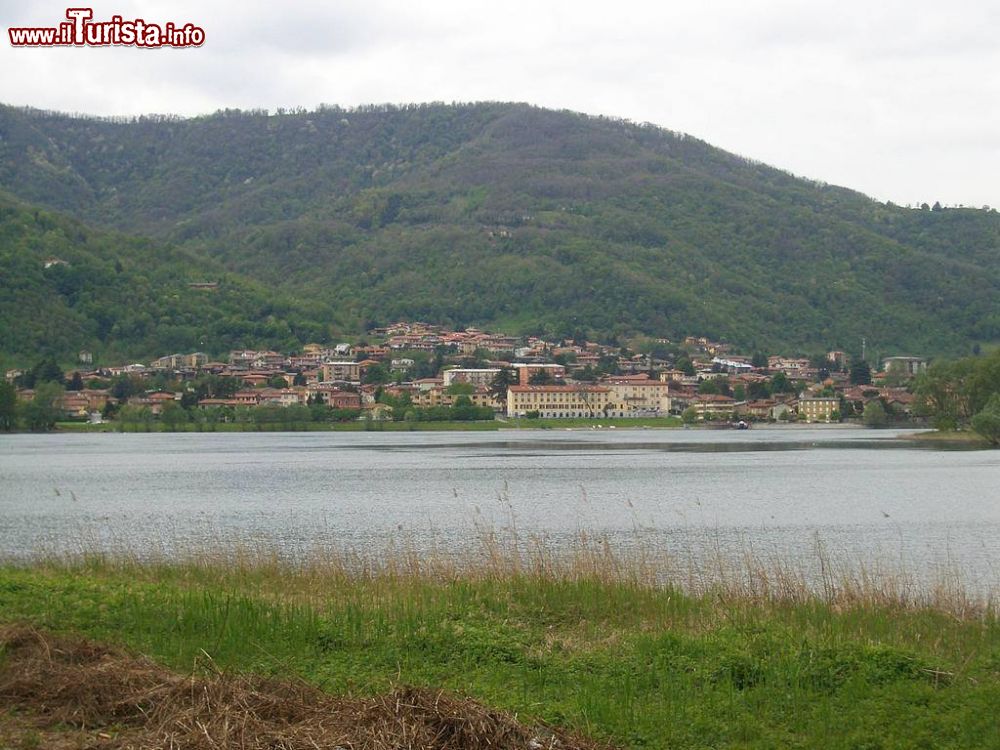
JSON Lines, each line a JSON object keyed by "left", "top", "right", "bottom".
{"left": 2, "top": 0, "right": 998, "bottom": 207}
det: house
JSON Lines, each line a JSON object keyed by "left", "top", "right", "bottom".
{"left": 258, "top": 388, "right": 307, "bottom": 407}
{"left": 240, "top": 373, "right": 271, "bottom": 388}
{"left": 600, "top": 375, "right": 672, "bottom": 416}
{"left": 127, "top": 392, "right": 177, "bottom": 416}
{"left": 691, "top": 394, "right": 736, "bottom": 420}
{"left": 411, "top": 385, "right": 502, "bottom": 411}
{"left": 326, "top": 391, "right": 362, "bottom": 410}
{"left": 737, "top": 399, "right": 776, "bottom": 420}
{"left": 390, "top": 358, "right": 416, "bottom": 372}
{"left": 768, "top": 357, "right": 811, "bottom": 375}
{"left": 233, "top": 390, "right": 262, "bottom": 406}
{"left": 882, "top": 356, "right": 927, "bottom": 378}
{"left": 506, "top": 385, "right": 611, "bottom": 418}
{"left": 511, "top": 363, "right": 566, "bottom": 385}
{"left": 798, "top": 396, "right": 839, "bottom": 423}
{"left": 442, "top": 368, "right": 501, "bottom": 388}
{"left": 197, "top": 398, "right": 241, "bottom": 408}
{"left": 151, "top": 352, "right": 208, "bottom": 370}
{"left": 58, "top": 392, "right": 92, "bottom": 418}
{"left": 711, "top": 357, "right": 755, "bottom": 374}
{"left": 321, "top": 361, "right": 361, "bottom": 382}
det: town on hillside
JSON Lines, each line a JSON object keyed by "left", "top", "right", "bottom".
{"left": 5, "top": 322, "right": 928, "bottom": 427}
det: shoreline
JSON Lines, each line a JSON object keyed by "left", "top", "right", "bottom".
{"left": 25, "top": 418, "right": 930, "bottom": 435}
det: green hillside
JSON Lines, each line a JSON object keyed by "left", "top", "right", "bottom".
{"left": 0, "top": 192, "right": 334, "bottom": 365}
{"left": 0, "top": 102, "right": 997, "bottom": 356}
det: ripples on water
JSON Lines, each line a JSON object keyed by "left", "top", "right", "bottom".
{"left": 1, "top": 428, "right": 998, "bottom": 595}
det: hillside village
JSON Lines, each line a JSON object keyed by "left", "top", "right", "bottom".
{"left": 5, "top": 322, "right": 927, "bottom": 426}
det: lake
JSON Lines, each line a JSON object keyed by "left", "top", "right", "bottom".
{"left": 1, "top": 427, "right": 998, "bottom": 591}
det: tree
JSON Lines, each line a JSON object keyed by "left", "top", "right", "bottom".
{"left": 118, "top": 405, "right": 153, "bottom": 431}
{"left": 451, "top": 395, "right": 478, "bottom": 421}
{"left": 489, "top": 367, "right": 517, "bottom": 403}
{"left": 697, "top": 379, "right": 719, "bottom": 395}
{"left": 863, "top": 400, "right": 888, "bottom": 427}
{"left": 849, "top": 361, "right": 872, "bottom": 385}
{"left": 971, "top": 394, "right": 1000, "bottom": 446}
{"left": 268, "top": 375, "right": 289, "bottom": 389}
{"left": 19, "top": 382, "right": 63, "bottom": 432}
{"left": 160, "top": 401, "right": 189, "bottom": 430}
{"left": 292, "top": 371, "right": 307, "bottom": 386}
{"left": 681, "top": 406, "right": 699, "bottom": 424}
{"left": 0, "top": 381, "right": 16, "bottom": 431}
{"left": 111, "top": 376, "right": 136, "bottom": 401}
{"left": 528, "top": 369, "right": 556, "bottom": 385}
{"left": 18, "top": 358, "right": 64, "bottom": 389}
{"left": 66, "top": 372, "right": 84, "bottom": 391}
{"left": 446, "top": 381, "right": 475, "bottom": 396}
{"left": 771, "top": 372, "right": 794, "bottom": 394}
{"left": 363, "top": 363, "right": 391, "bottom": 385}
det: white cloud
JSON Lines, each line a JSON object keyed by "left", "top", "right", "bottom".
{"left": 1, "top": 0, "right": 998, "bottom": 206}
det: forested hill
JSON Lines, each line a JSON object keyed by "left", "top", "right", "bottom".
{"left": 0, "top": 101, "right": 997, "bottom": 357}
{"left": 0, "top": 192, "right": 334, "bottom": 363}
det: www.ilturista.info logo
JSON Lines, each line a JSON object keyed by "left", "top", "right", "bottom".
{"left": 8, "top": 8, "right": 205, "bottom": 48}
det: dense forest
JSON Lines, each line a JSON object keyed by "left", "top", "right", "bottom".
{"left": 0, "top": 102, "right": 997, "bottom": 362}
{"left": 0, "top": 192, "right": 334, "bottom": 363}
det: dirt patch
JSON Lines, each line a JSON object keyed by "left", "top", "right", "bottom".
{"left": 0, "top": 625, "right": 608, "bottom": 749}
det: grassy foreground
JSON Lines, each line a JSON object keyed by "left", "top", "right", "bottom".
{"left": 2, "top": 552, "right": 999, "bottom": 749}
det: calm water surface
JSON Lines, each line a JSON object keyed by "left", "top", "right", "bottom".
{"left": 1, "top": 428, "right": 998, "bottom": 588}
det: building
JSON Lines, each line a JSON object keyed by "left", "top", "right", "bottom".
{"left": 798, "top": 396, "right": 839, "bottom": 423}
{"left": 511, "top": 363, "right": 566, "bottom": 385}
{"left": 711, "top": 357, "right": 755, "bottom": 374}
{"left": 321, "top": 361, "right": 362, "bottom": 382}
{"left": 306, "top": 386, "right": 362, "bottom": 410}
{"left": 150, "top": 352, "right": 208, "bottom": 370}
{"left": 506, "top": 385, "right": 611, "bottom": 418}
{"left": 442, "top": 368, "right": 501, "bottom": 388}
{"left": 127, "top": 392, "right": 178, "bottom": 416}
{"left": 390, "top": 358, "right": 415, "bottom": 372}
{"left": 258, "top": 388, "right": 307, "bottom": 407}
{"left": 690, "top": 394, "right": 736, "bottom": 420}
{"left": 601, "top": 375, "right": 672, "bottom": 415}
{"left": 233, "top": 390, "right": 262, "bottom": 406}
{"left": 768, "top": 357, "right": 811, "bottom": 375}
{"left": 882, "top": 356, "right": 927, "bottom": 378}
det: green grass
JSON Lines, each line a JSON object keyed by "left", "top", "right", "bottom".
{"left": 2, "top": 556, "right": 998, "bottom": 749}
{"left": 902, "top": 430, "right": 991, "bottom": 446}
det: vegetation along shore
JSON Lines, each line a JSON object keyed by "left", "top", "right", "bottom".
{"left": 2, "top": 535, "right": 999, "bottom": 749}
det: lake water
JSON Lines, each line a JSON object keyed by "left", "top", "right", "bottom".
{"left": 2, "top": 427, "right": 999, "bottom": 592}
